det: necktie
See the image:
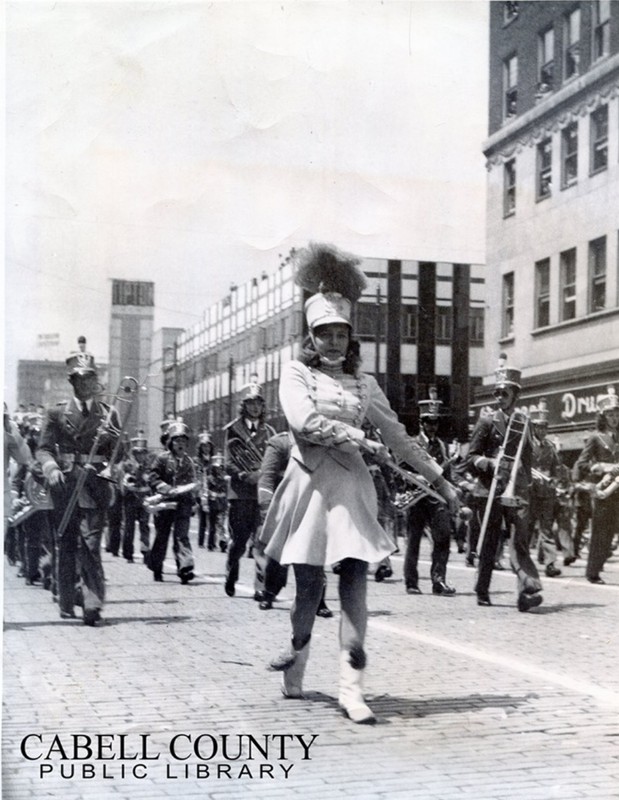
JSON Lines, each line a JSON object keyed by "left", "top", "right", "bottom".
{"left": 249, "top": 423, "right": 256, "bottom": 436}
{"left": 81, "top": 401, "right": 89, "bottom": 418}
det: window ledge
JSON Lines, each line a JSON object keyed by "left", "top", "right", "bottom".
{"left": 531, "top": 306, "right": 619, "bottom": 337}
{"left": 498, "top": 335, "right": 515, "bottom": 345}
{"left": 589, "top": 165, "right": 608, "bottom": 178}
{"left": 503, "top": 209, "right": 516, "bottom": 219}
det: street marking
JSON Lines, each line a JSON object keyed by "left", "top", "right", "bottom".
{"left": 369, "top": 618, "right": 619, "bottom": 709}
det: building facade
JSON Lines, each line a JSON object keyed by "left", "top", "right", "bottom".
{"left": 108, "top": 279, "right": 155, "bottom": 437}
{"left": 482, "top": 0, "right": 619, "bottom": 461}
{"left": 17, "top": 359, "right": 109, "bottom": 410}
{"left": 173, "top": 255, "right": 486, "bottom": 450}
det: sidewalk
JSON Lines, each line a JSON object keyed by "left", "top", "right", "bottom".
{"left": 3, "top": 531, "right": 619, "bottom": 799}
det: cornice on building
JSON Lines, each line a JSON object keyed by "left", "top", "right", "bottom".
{"left": 483, "top": 53, "right": 619, "bottom": 168}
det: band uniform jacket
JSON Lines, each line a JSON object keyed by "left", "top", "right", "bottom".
{"left": 573, "top": 430, "right": 619, "bottom": 483}
{"left": 148, "top": 451, "right": 197, "bottom": 517}
{"left": 224, "top": 417, "right": 276, "bottom": 500}
{"left": 36, "top": 398, "right": 120, "bottom": 509}
{"left": 531, "top": 436, "right": 560, "bottom": 499}
{"left": 468, "top": 409, "right": 532, "bottom": 502}
{"left": 414, "top": 431, "right": 452, "bottom": 486}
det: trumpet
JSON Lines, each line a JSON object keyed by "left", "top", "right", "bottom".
{"left": 227, "top": 436, "right": 264, "bottom": 472}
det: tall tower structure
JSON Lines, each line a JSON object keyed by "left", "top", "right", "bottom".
{"left": 482, "top": 1, "right": 619, "bottom": 458}
{"left": 108, "top": 280, "right": 155, "bottom": 436}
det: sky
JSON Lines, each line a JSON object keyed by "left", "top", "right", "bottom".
{"left": 4, "top": 0, "right": 490, "bottom": 411}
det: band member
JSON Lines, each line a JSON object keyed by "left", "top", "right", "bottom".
{"left": 261, "top": 243, "right": 458, "bottom": 724}
{"left": 121, "top": 431, "right": 152, "bottom": 564}
{"left": 573, "top": 386, "right": 619, "bottom": 584}
{"left": 36, "top": 341, "right": 120, "bottom": 625}
{"left": 195, "top": 431, "right": 214, "bottom": 549}
{"left": 148, "top": 421, "right": 197, "bottom": 584}
{"left": 529, "top": 399, "right": 562, "bottom": 578}
{"left": 403, "top": 388, "right": 456, "bottom": 596}
{"left": 468, "top": 354, "right": 543, "bottom": 612}
{"left": 207, "top": 453, "right": 229, "bottom": 552}
{"left": 223, "top": 380, "right": 275, "bottom": 597}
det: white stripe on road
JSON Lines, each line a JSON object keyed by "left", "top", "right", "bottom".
{"left": 368, "top": 617, "right": 619, "bottom": 709}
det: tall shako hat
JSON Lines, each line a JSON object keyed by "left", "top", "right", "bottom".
{"left": 240, "top": 378, "right": 264, "bottom": 401}
{"left": 293, "top": 242, "right": 367, "bottom": 330}
{"left": 531, "top": 397, "right": 549, "bottom": 425}
{"left": 597, "top": 385, "right": 619, "bottom": 414}
{"left": 167, "top": 421, "right": 190, "bottom": 441}
{"left": 66, "top": 336, "right": 97, "bottom": 376}
{"left": 418, "top": 385, "right": 443, "bottom": 420}
{"left": 494, "top": 352, "right": 521, "bottom": 390}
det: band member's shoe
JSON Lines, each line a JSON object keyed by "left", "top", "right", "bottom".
{"left": 254, "top": 591, "right": 265, "bottom": 602}
{"left": 494, "top": 561, "right": 506, "bottom": 571}
{"left": 406, "top": 585, "right": 422, "bottom": 594}
{"left": 259, "top": 597, "right": 273, "bottom": 610}
{"left": 60, "top": 610, "right": 76, "bottom": 619}
{"left": 142, "top": 551, "right": 150, "bottom": 566}
{"left": 545, "top": 564, "right": 562, "bottom": 578}
{"left": 180, "top": 570, "right": 194, "bottom": 585}
{"left": 316, "top": 604, "right": 333, "bottom": 618}
{"left": 374, "top": 564, "right": 392, "bottom": 582}
{"left": 465, "top": 554, "right": 476, "bottom": 568}
{"left": 587, "top": 576, "right": 605, "bottom": 584}
{"left": 563, "top": 556, "right": 577, "bottom": 566}
{"left": 83, "top": 609, "right": 102, "bottom": 627}
{"left": 517, "top": 592, "right": 543, "bottom": 612}
{"left": 224, "top": 576, "right": 235, "bottom": 597}
{"left": 153, "top": 571, "right": 163, "bottom": 582}
{"left": 432, "top": 581, "right": 456, "bottom": 596}
{"left": 338, "top": 648, "right": 375, "bottom": 725}
{"left": 477, "top": 594, "right": 492, "bottom": 606}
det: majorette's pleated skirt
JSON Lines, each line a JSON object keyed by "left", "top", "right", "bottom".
{"left": 261, "top": 448, "right": 394, "bottom": 567}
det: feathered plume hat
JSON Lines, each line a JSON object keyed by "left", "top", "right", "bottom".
{"left": 293, "top": 242, "right": 367, "bottom": 330}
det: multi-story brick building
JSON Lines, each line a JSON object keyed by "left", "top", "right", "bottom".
{"left": 482, "top": 0, "right": 619, "bottom": 461}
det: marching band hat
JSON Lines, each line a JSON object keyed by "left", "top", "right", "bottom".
{"left": 597, "top": 386, "right": 619, "bottom": 414}
{"left": 293, "top": 242, "right": 367, "bottom": 331}
{"left": 494, "top": 353, "right": 521, "bottom": 390}
{"left": 211, "top": 452, "right": 224, "bottom": 467}
{"left": 198, "top": 432, "right": 211, "bottom": 445}
{"left": 240, "top": 381, "right": 264, "bottom": 401}
{"left": 166, "top": 421, "right": 190, "bottom": 441}
{"left": 531, "top": 398, "right": 549, "bottom": 426}
{"left": 131, "top": 430, "right": 148, "bottom": 451}
{"left": 66, "top": 351, "right": 97, "bottom": 377}
{"left": 418, "top": 386, "right": 443, "bottom": 420}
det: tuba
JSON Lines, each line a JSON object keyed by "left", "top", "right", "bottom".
{"left": 227, "top": 436, "right": 264, "bottom": 472}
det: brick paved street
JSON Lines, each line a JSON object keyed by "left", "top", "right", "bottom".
{"left": 3, "top": 528, "right": 619, "bottom": 799}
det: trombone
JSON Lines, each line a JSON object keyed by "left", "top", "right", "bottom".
{"left": 476, "top": 411, "right": 530, "bottom": 557}
{"left": 54, "top": 376, "right": 141, "bottom": 541}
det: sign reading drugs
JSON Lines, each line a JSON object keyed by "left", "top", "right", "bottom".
{"left": 112, "top": 280, "right": 155, "bottom": 307}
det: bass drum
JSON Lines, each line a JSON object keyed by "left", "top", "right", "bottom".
{"left": 24, "top": 472, "right": 54, "bottom": 511}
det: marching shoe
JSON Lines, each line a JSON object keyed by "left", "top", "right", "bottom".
{"left": 338, "top": 650, "right": 375, "bottom": 724}
{"left": 432, "top": 580, "right": 456, "bottom": 596}
{"left": 406, "top": 585, "right": 422, "bottom": 595}
{"left": 517, "top": 592, "right": 543, "bottom": 612}
{"left": 316, "top": 605, "right": 333, "bottom": 618}
{"left": 268, "top": 640, "right": 311, "bottom": 698}
{"left": 83, "top": 609, "right": 102, "bottom": 627}
{"left": 563, "top": 555, "right": 577, "bottom": 566}
{"left": 494, "top": 561, "right": 506, "bottom": 571}
{"left": 224, "top": 576, "right": 235, "bottom": 597}
{"left": 477, "top": 594, "right": 492, "bottom": 607}
{"left": 259, "top": 598, "right": 273, "bottom": 610}
{"left": 180, "top": 570, "right": 194, "bottom": 585}
{"left": 545, "top": 564, "right": 562, "bottom": 578}
{"left": 587, "top": 576, "right": 605, "bottom": 585}
{"left": 60, "top": 610, "right": 76, "bottom": 619}
{"left": 153, "top": 571, "right": 163, "bottom": 582}
{"left": 254, "top": 591, "right": 265, "bottom": 602}
{"left": 465, "top": 554, "right": 476, "bottom": 568}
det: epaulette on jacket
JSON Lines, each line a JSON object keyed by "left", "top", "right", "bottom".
{"left": 223, "top": 417, "right": 241, "bottom": 431}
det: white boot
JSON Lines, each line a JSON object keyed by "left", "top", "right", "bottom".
{"left": 338, "top": 651, "right": 376, "bottom": 724}
{"left": 281, "top": 642, "right": 311, "bottom": 699}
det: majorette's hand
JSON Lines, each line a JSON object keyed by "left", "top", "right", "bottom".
{"left": 360, "top": 438, "right": 390, "bottom": 464}
{"left": 441, "top": 482, "right": 461, "bottom": 516}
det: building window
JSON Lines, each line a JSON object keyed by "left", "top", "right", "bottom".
{"left": 436, "top": 307, "right": 452, "bottom": 344}
{"left": 564, "top": 7, "right": 581, "bottom": 80}
{"left": 590, "top": 105, "right": 608, "bottom": 174}
{"left": 560, "top": 248, "right": 577, "bottom": 322}
{"left": 561, "top": 123, "right": 578, "bottom": 188}
{"left": 503, "top": 55, "right": 518, "bottom": 121}
{"left": 354, "top": 302, "right": 379, "bottom": 339}
{"left": 593, "top": 0, "right": 611, "bottom": 61}
{"left": 503, "top": 1, "right": 519, "bottom": 24}
{"left": 401, "top": 304, "right": 417, "bottom": 343}
{"left": 535, "top": 258, "right": 551, "bottom": 328}
{"left": 502, "top": 273, "right": 514, "bottom": 338}
{"left": 469, "top": 307, "right": 485, "bottom": 345}
{"left": 589, "top": 236, "right": 606, "bottom": 313}
{"left": 537, "top": 138, "right": 552, "bottom": 199}
{"left": 537, "top": 26, "right": 554, "bottom": 97}
{"left": 504, "top": 159, "right": 516, "bottom": 216}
